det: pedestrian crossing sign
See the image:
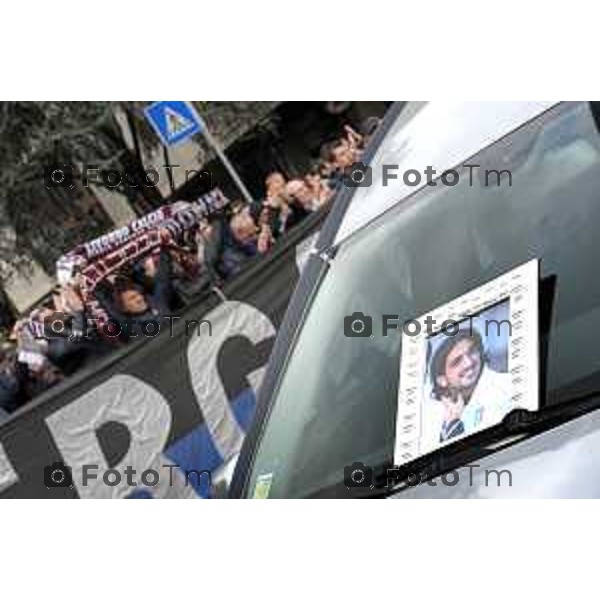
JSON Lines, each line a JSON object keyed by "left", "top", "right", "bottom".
{"left": 144, "top": 101, "right": 203, "bottom": 147}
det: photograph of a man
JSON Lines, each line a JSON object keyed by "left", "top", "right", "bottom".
{"left": 421, "top": 301, "right": 512, "bottom": 448}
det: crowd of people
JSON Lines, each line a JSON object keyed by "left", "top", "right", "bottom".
{"left": 0, "top": 121, "right": 377, "bottom": 419}
{"left": 201, "top": 122, "right": 374, "bottom": 281}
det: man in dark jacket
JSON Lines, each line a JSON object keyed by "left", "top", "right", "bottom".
{"left": 203, "top": 204, "right": 273, "bottom": 283}
{"left": 94, "top": 247, "right": 174, "bottom": 342}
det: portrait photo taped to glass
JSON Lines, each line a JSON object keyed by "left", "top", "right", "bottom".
{"left": 394, "top": 259, "right": 539, "bottom": 467}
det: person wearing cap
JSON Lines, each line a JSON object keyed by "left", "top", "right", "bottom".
{"left": 422, "top": 329, "right": 512, "bottom": 447}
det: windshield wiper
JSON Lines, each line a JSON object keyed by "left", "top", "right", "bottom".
{"left": 358, "top": 389, "right": 600, "bottom": 498}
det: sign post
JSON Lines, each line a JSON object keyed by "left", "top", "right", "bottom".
{"left": 144, "top": 101, "right": 255, "bottom": 205}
